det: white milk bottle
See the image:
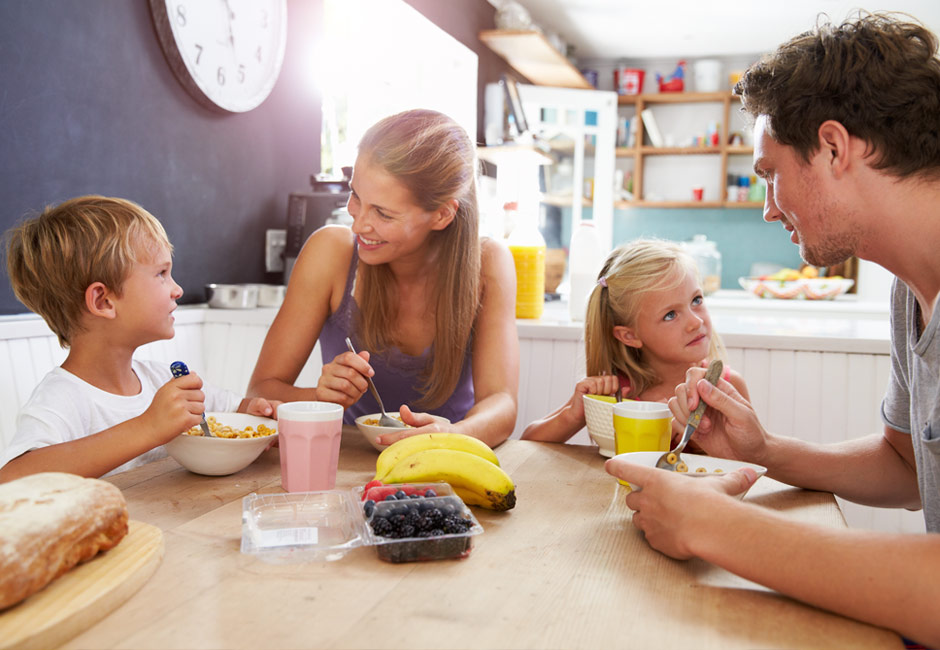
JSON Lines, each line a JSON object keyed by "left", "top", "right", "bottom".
{"left": 568, "top": 221, "right": 604, "bottom": 322}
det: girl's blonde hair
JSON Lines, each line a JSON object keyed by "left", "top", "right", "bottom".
{"left": 584, "top": 238, "right": 726, "bottom": 396}
{"left": 5, "top": 195, "right": 171, "bottom": 348}
{"left": 355, "top": 109, "right": 480, "bottom": 409}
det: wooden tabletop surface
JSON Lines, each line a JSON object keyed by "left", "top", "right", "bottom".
{"left": 63, "top": 427, "right": 901, "bottom": 649}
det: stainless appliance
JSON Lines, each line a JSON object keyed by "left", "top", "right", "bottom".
{"left": 284, "top": 176, "right": 350, "bottom": 284}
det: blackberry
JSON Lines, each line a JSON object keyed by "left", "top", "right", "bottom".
{"left": 404, "top": 511, "right": 422, "bottom": 528}
{"left": 400, "top": 524, "right": 416, "bottom": 538}
{"left": 429, "top": 528, "right": 445, "bottom": 537}
{"left": 424, "top": 508, "right": 444, "bottom": 528}
{"left": 442, "top": 516, "right": 469, "bottom": 534}
{"left": 371, "top": 517, "right": 392, "bottom": 536}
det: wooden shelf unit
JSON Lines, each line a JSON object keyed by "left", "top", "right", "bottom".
{"left": 614, "top": 91, "right": 756, "bottom": 207}
{"left": 479, "top": 29, "right": 593, "bottom": 89}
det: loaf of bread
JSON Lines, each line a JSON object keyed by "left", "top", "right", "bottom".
{"left": 0, "top": 472, "right": 128, "bottom": 610}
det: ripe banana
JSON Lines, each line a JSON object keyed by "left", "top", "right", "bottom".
{"left": 374, "top": 432, "right": 500, "bottom": 481}
{"left": 381, "top": 448, "right": 516, "bottom": 511}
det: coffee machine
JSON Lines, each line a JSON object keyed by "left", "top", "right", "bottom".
{"left": 283, "top": 175, "right": 350, "bottom": 284}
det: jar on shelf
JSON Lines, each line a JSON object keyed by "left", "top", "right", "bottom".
{"left": 683, "top": 234, "right": 722, "bottom": 296}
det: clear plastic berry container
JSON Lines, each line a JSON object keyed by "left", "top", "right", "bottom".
{"left": 359, "top": 482, "right": 484, "bottom": 563}
{"left": 241, "top": 482, "right": 483, "bottom": 564}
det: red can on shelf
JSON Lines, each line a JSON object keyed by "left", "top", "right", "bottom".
{"left": 614, "top": 67, "right": 645, "bottom": 95}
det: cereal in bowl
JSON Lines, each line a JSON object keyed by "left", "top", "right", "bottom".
{"left": 184, "top": 415, "right": 276, "bottom": 438}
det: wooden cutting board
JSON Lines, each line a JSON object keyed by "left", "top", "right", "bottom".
{"left": 0, "top": 520, "right": 164, "bottom": 650}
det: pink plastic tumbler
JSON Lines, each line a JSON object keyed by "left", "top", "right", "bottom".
{"left": 277, "top": 401, "right": 344, "bottom": 492}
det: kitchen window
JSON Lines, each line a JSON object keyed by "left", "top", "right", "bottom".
{"left": 318, "top": 0, "right": 477, "bottom": 178}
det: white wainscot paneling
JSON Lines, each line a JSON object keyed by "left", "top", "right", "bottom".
{"left": 0, "top": 308, "right": 324, "bottom": 453}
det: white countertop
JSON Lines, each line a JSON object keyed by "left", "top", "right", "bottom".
{"left": 1, "top": 292, "right": 892, "bottom": 355}
{"left": 520, "top": 291, "right": 891, "bottom": 354}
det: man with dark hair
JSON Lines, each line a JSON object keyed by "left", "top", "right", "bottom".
{"left": 607, "top": 13, "right": 940, "bottom": 647}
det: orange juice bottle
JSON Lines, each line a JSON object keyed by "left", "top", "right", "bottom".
{"left": 508, "top": 221, "right": 546, "bottom": 319}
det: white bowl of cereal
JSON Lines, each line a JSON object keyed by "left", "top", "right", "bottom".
{"left": 165, "top": 412, "right": 277, "bottom": 476}
{"left": 612, "top": 451, "right": 767, "bottom": 499}
{"left": 354, "top": 412, "right": 451, "bottom": 452}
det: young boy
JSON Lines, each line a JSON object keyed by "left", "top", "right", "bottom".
{"left": 0, "top": 195, "right": 276, "bottom": 481}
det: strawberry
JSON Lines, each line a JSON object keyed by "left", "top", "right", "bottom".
{"left": 362, "top": 479, "right": 384, "bottom": 501}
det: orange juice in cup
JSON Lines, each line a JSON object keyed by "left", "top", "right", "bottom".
{"left": 612, "top": 401, "right": 672, "bottom": 486}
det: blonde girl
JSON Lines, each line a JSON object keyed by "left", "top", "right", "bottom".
{"left": 247, "top": 109, "right": 519, "bottom": 448}
{"left": 523, "top": 238, "right": 749, "bottom": 443}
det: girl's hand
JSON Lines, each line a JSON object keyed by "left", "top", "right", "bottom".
{"left": 374, "top": 405, "right": 447, "bottom": 445}
{"left": 315, "top": 350, "right": 373, "bottom": 407}
{"left": 570, "top": 373, "right": 624, "bottom": 419}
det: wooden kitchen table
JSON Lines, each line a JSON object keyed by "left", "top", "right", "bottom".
{"left": 64, "top": 427, "right": 901, "bottom": 650}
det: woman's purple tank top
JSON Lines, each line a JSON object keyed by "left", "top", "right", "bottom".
{"left": 318, "top": 245, "right": 475, "bottom": 424}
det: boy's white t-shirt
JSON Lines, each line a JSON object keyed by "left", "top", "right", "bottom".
{"left": 0, "top": 359, "right": 241, "bottom": 476}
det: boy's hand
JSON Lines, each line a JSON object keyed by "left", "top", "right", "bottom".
{"left": 241, "top": 397, "right": 281, "bottom": 418}
{"left": 143, "top": 372, "right": 206, "bottom": 445}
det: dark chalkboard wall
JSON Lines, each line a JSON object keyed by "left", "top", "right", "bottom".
{"left": 0, "top": 1, "right": 323, "bottom": 315}
{"left": 0, "top": 0, "right": 509, "bottom": 316}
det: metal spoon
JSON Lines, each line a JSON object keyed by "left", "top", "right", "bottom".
{"left": 655, "top": 359, "right": 723, "bottom": 471}
{"left": 344, "top": 338, "right": 406, "bottom": 428}
{"left": 169, "top": 361, "right": 213, "bottom": 437}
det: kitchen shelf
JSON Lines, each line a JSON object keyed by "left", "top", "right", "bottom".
{"left": 479, "top": 29, "right": 593, "bottom": 89}
{"left": 616, "top": 91, "right": 758, "bottom": 205}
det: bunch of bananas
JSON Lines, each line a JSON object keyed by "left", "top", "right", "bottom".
{"left": 374, "top": 433, "right": 516, "bottom": 511}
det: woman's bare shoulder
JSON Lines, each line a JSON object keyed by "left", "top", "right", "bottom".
{"left": 480, "top": 236, "right": 513, "bottom": 274}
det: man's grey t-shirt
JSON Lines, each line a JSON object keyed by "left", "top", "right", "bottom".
{"left": 882, "top": 278, "right": 940, "bottom": 532}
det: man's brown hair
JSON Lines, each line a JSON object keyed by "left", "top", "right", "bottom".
{"left": 735, "top": 12, "right": 940, "bottom": 179}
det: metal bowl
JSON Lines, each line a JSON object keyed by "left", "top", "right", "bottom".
{"left": 205, "top": 284, "right": 259, "bottom": 309}
{"left": 250, "top": 284, "right": 286, "bottom": 308}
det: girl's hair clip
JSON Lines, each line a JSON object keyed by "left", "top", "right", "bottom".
{"left": 597, "top": 276, "right": 608, "bottom": 288}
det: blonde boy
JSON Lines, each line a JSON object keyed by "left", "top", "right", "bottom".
{"left": 0, "top": 195, "right": 275, "bottom": 481}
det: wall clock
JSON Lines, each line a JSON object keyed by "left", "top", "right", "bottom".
{"left": 149, "top": 0, "right": 288, "bottom": 113}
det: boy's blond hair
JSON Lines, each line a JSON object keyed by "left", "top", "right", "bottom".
{"left": 5, "top": 195, "right": 172, "bottom": 348}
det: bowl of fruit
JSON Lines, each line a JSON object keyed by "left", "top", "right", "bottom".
{"left": 738, "top": 266, "right": 853, "bottom": 300}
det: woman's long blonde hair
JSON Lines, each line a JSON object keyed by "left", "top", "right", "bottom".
{"left": 355, "top": 109, "right": 480, "bottom": 409}
{"left": 584, "top": 239, "right": 726, "bottom": 396}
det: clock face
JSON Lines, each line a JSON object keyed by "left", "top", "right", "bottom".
{"left": 150, "top": 0, "right": 288, "bottom": 113}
